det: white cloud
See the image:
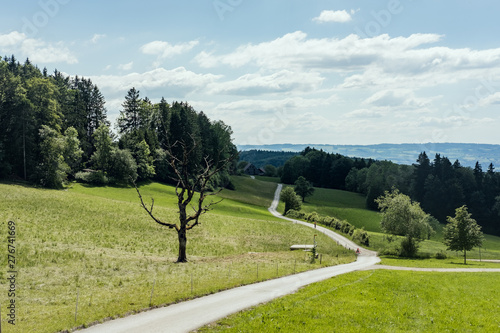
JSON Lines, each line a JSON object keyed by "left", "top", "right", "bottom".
{"left": 140, "top": 40, "right": 199, "bottom": 65}
{"left": 91, "top": 34, "right": 106, "bottom": 44}
{"left": 415, "top": 115, "right": 495, "bottom": 128}
{"left": 313, "top": 10, "right": 354, "bottom": 23}
{"left": 0, "top": 31, "right": 77, "bottom": 64}
{"left": 195, "top": 32, "right": 444, "bottom": 72}
{"left": 194, "top": 31, "right": 500, "bottom": 98}
{"left": 210, "top": 70, "right": 324, "bottom": 95}
{"left": 344, "top": 109, "right": 384, "bottom": 118}
{"left": 479, "top": 92, "right": 500, "bottom": 106}
{"left": 0, "top": 31, "right": 25, "bottom": 46}
{"left": 215, "top": 95, "right": 338, "bottom": 114}
{"left": 118, "top": 61, "right": 134, "bottom": 71}
{"left": 91, "top": 67, "right": 222, "bottom": 93}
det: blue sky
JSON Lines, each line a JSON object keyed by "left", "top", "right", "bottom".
{"left": 2, "top": 1, "right": 500, "bottom": 146}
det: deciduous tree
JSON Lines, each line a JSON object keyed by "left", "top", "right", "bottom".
{"left": 280, "top": 187, "right": 302, "bottom": 215}
{"left": 133, "top": 106, "right": 237, "bottom": 263}
{"left": 376, "top": 189, "right": 434, "bottom": 257}
{"left": 294, "top": 176, "right": 314, "bottom": 202}
{"left": 443, "top": 205, "right": 483, "bottom": 264}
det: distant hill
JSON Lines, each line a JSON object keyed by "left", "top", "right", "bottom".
{"left": 237, "top": 143, "right": 500, "bottom": 168}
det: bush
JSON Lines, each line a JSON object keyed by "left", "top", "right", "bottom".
{"left": 286, "top": 209, "right": 305, "bottom": 219}
{"left": 334, "top": 220, "right": 342, "bottom": 230}
{"left": 399, "top": 236, "right": 419, "bottom": 258}
{"left": 352, "top": 228, "right": 370, "bottom": 247}
{"left": 281, "top": 187, "right": 302, "bottom": 215}
{"left": 435, "top": 251, "right": 447, "bottom": 259}
{"left": 306, "top": 212, "right": 319, "bottom": 222}
{"left": 75, "top": 171, "right": 108, "bottom": 185}
{"left": 108, "top": 149, "right": 138, "bottom": 183}
{"left": 340, "top": 220, "right": 353, "bottom": 235}
{"left": 321, "top": 216, "right": 333, "bottom": 227}
{"left": 379, "top": 248, "right": 399, "bottom": 256}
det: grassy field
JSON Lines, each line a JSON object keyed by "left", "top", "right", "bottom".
{"left": 380, "top": 257, "right": 500, "bottom": 268}
{"left": 300, "top": 187, "right": 382, "bottom": 233}
{"left": 0, "top": 177, "right": 354, "bottom": 333}
{"left": 200, "top": 270, "right": 500, "bottom": 332}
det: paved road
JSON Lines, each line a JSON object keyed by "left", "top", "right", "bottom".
{"left": 79, "top": 184, "right": 379, "bottom": 333}
{"left": 268, "top": 184, "right": 377, "bottom": 257}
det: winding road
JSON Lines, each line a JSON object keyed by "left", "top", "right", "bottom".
{"left": 79, "top": 183, "right": 498, "bottom": 332}
{"left": 79, "top": 184, "right": 379, "bottom": 333}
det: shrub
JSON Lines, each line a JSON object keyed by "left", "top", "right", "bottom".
{"left": 306, "top": 212, "right": 319, "bottom": 222}
{"left": 399, "top": 235, "right": 419, "bottom": 258}
{"left": 379, "top": 248, "right": 399, "bottom": 256}
{"left": 334, "top": 220, "right": 342, "bottom": 230}
{"left": 340, "top": 220, "right": 353, "bottom": 234}
{"left": 352, "top": 228, "right": 370, "bottom": 247}
{"left": 286, "top": 209, "right": 305, "bottom": 219}
{"left": 321, "top": 216, "right": 333, "bottom": 227}
{"left": 281, "top": 187, "right": 302, "bottom": 215}
{"left": 108, "top": 148, "right": 138, "bottom": 183}
{"left": 435, "top": 251, "right": 447, "bottom": 259}
{"left": 75, "top": 171, "right": 108, "bottom": 185}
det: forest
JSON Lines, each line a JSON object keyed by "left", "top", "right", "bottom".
{"left": 0, "top": 56, "right": 237, "bottom": 189}
{"left": 280, "top": 147, "right": 500, "bottom": 236}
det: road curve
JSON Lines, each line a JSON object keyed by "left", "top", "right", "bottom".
{"left": 78, "top": 184, "right": 379, "bottom": 333}
{"left": 268, "top": 184, "right": 377, "bottom": 257}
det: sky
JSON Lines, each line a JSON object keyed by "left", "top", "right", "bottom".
{"left": 1, "top": 0, "right": 500, "bottom": 146}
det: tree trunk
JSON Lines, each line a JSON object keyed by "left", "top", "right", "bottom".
{"left": 464, "top": 249, "right": 467, "bottom": 265}
{"left": 177, "top": 227, "right": 188, "bottom": 263}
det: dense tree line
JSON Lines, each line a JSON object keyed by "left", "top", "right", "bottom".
{"left": 0, "top": 56, "right": 107, "bottom": 185}
{"left": 281, "top": 147, "right": 500, "bottom": 236}
{"left": 280, "top": 147, "right": 374, "bottom": 189}
{"left": 0, "top": 56, "right": 237, "bottom": 189}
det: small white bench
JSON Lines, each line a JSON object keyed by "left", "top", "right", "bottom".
{"left": 290, "top": 245, "right": 315, "bottom": 251}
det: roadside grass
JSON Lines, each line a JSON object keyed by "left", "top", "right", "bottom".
{"left": 380, "top": 257, "right": 500, "bottom": 268}
{"left": 0, "top": 179, "right": 354, "bottom": 333}
{"left": 369, "top": 231, "right": 500, "bottom": 261}
{"left": 200, "top": 270, "right": 500, "bottom": 332}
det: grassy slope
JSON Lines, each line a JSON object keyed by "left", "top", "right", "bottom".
{"left": 201, "top": 270, "right": 500, "bottom": 332}
{"left": 300, "top": 187, "right": 382, "bottom": 232}
{"left": 0, "top": 177, "right": 354, "bottom": 333}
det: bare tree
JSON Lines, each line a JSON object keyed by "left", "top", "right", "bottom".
{"left": 133, "top": 137, "right": 235, "bottom": 262}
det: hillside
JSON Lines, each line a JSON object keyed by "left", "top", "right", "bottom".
{"left": 238, "top": 143, "right": 500, "bottom": 168}
{"left": 0, "top": 178, "right": 353, "bottom": 332}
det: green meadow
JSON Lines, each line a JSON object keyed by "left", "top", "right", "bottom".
{"left": 0, "top": 177, "right": 354, "bottom": 333}
{"left": 200, "top": 270, "right": 500, "bottom": 332}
